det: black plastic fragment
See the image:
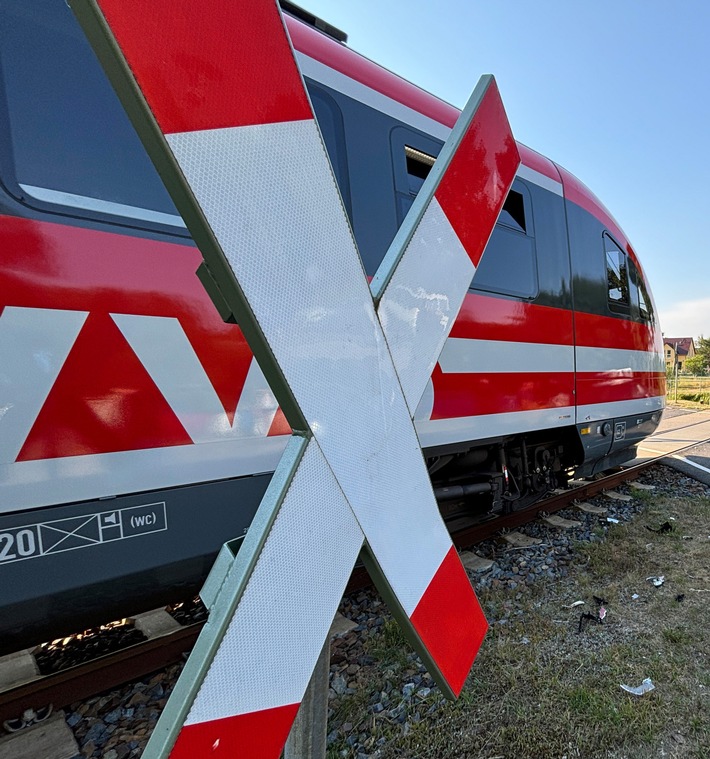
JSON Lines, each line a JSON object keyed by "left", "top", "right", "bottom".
{"left": 646, "top": 521, "right": 673, "bottom": 534}
{"left": 578, "top": 612, "right": 599, "bottom": 633}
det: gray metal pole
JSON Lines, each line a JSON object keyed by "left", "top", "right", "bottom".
{"left": 284, "top": 637, "right": 330, "bottom": 759}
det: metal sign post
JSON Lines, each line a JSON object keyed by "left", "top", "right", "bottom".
{"left": 68, "top": 1, "right": 520, "bottom": 756}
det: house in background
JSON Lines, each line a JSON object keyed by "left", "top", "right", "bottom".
{"left": 663, "top": 337, "right": 696, "bottom": 371}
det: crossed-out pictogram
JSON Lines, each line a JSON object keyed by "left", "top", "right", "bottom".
{"left": 70, "top": 1, "right": 520, "bottom": 756}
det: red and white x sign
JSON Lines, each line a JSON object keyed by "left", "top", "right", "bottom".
{"left": 70, "top": 1, "right": 520, "bottom": 756}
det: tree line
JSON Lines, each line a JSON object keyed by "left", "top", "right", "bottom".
{"left": 683, "top": 336, "right": 710, "bottom": 375}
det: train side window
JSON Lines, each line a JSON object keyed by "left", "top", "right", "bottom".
{"left": 0, "top": 0, "right": 184, "bottom": 230}
{"left": 638, "top": 279, "right": 652, "bottom": 322}
{"left": 470, "top": 182, "right": 538, "bottom": 299}
{"left": 308, "top": 84, "right": 352, "bottom": 217}
{"left": 390, "top": 128, "right": 442, "bottom": 222}
{"left": 404, "top": 145, "right": 435, "bottom": 195}
{"left": 604, "top": 233, "right": 630, "bottom": 312}
{"left": 629, "top": 259, "right": 654, "bottom": 323}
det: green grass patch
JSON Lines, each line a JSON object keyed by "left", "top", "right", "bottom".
{"left": 327, "top": 479, "right": 710, "bottom": 758}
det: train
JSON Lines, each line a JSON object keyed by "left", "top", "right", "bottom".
{"left": 0, "top": 0, "right": 665, "bottom": 654}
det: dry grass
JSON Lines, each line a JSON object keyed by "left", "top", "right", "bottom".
{"left": 329, "top": 490, "right": 710, "bottom": 758}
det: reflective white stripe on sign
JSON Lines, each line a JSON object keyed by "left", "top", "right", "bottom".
{"left": 112, "top": 315, "right": 279, "bottom": 442}
{"left": 576, "top": 345, "right": 665, "bottom": 373}
{"left": 185, "top": 438, "right": 363, "bottom": 722}
{"left": 439, "top": 338, "right": 574, "bottom": 374}
{"left": 377, "top": 198, "right": 474, "bottom": 411}
{"left": 577, "top": 396, "right": 665, "bottom": 422}
{"left": 0, "top": 306, "right": 88, "bottom": 464}
{"left": 166, "top": 119, "right": 453, "bottom": 616}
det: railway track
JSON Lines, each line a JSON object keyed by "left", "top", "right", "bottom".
{"left": 2, "top": 413, "right": 709, "bottom": 729}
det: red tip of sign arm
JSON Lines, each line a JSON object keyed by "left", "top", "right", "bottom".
{"left": 169, "top": 703, "right": 300, "bottom": 759}
{"left": 96, "top": 0, "right": 312, "bottom": 133}
{"left": 410, "top": 546, "right": 488, "bottom": 696}
{"left": 435, "top": 80, "right": 520, "bottom": 268}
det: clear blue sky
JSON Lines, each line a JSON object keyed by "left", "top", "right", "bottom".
{"left": 300, "top": 0, "right": 709, "bottom": 340}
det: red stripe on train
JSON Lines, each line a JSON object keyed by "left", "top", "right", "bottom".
{"left": 450, "top": 294, "right": 575, "bottom": 346}
{"left": 576, "top": 372, "right": 665, "bottom": 405}
{"left": 575, "top": 311, "right": 659, "bottom": 352}
{"left": 431, "top": 369, "right": 574, "bottom": 419}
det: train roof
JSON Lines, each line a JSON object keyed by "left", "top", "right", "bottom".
{"left": 284, "top": 12, "right": 639, "bottom": 267}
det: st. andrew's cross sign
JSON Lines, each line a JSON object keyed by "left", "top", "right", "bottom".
{"left": 69, "top": 1, "right": 520, "bottom": 756}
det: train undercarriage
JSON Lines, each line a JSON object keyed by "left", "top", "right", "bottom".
{"left": 428, "top": 429, "right": 583, "bottom": 522}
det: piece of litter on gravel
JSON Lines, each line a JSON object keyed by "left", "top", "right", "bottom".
{"left": 521, "top": 637, "right": 530, "bottom": 645}
{"left": 604, "top": 490, "right": 633, "bottom": 502}
{"left": 578, "top": 612, "right": 599, "bottom": 633}
{"left": 676, "top": 594, "right": 685, "bottom": 602}
{"left": 620, "top": 678, "right": 655, "bottom": 696}
{"left": 646, "top": 575, "right": 665, "bottom": 587}
{"left": 502, "top": 531, "right": 542, "bottom": 548}
{"left": 607, "top": 517, "right": 620, "bottom": 524}
{"left": 564, "top": 600, "right": 585, "bottom": 608}
{"left": 631, "top": 593, "right": 640, "bottom": 600}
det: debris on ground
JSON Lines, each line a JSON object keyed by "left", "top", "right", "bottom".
{"left": 646, "top": 575, "right": 665, "bottom": 587}
{"left": 646, "top": 520, "right": 674, "bottom": 533}
{"left": 2, "top": 706, "right": 53, "bottom": 733}
{"left": 620, "top": 678, "right": 655, "bottom": 696}
{"left": 578, "top": 611, "right": 601, "bottom": 633}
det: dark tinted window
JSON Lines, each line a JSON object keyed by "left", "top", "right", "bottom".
{"left": 605, "top": 233, "right": 629, "bottom": 311}
{"left": 309, "top": 84, "right": 351, "bottom": 216}
{"left": 0, "top": 0, "right": 181, "bottom": 226}
{"left": 471, "top": 184, "right": 538, "bottom": 298}
{"left": 391, "top": 130, "right": 442, "bottom": 222}
{"left": 629, "top": 259, "right": 654, "bottom": 323}
{"left": 404, "top": 145, "right": 435, "bottom": 195}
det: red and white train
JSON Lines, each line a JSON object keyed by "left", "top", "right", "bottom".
{"left": 0, "top": 0, "right": 664, "bottom": 651}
